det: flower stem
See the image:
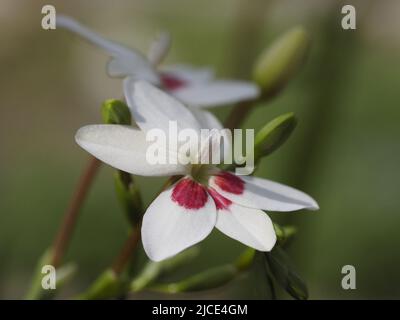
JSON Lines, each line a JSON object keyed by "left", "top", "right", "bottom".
{"left": 111, "top": 225, "right": 141, "bottom": 275}
{"left": 109, "top": 175, "right": 180, "bottom": 275}
{"left": 51, "top": 156, "right": 101, "bottom": 267}
{"left": 224, "top": 101, "right": 254, "bottom": 130}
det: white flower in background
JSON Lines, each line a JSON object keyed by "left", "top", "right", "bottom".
{"left": 57, "top": 16, "right": 259, "bottom": 108}
{"left": 75, "top": 80, "right": 318, "bottom": 261}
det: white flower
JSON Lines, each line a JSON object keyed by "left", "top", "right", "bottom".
{"left": 75, "top": 80, "right": 319, "bottom": 261}
{"left": 57, "top": 16, "right": 259, "bottom": 108}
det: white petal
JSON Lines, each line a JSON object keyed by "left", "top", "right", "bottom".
{"left": 57, "top": 15, "right": 130, "bottom": 56}
{"left": 124, "top": 79, "right": 201, "bottom": 133}
{"left": 187, "top": 108, "right": 232, "bottom": 166}
{"left": 57, "top": 15, "right": 159, "bottom": 83}
{"left": 216, "top": 204, "right": 276, "bottom": 251}
{"left": 107, "top": 56, "right": 159, "bottom": 84}
{"left": 147, "top": 31, "right": 171, "bottom": 66}
{"left": 161, "top": 64, "right": 214, "bottom": 85}
{"left": 75, "top": 124, "right": 187, "bottom": 176}
{"left": 189, "top": 108, "right": 223, "bottom": 130}
{"left": 172, "top": 80, "right": 260, "bottom": 108}
{"left": 210, "top": 174, "right": 319, "bottom": 212}
{"left": 142, "top": 182, "right": 216, "bottom": 261}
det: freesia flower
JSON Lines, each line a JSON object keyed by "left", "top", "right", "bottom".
{"left": 75, "top": 80, "right": 319, "bottom": 261}
{"left": 57, "top": 16, "right": 259, "bottom": 108}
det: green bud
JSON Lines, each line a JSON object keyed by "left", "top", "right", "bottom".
{"left": 101, "top": 99, "right": 131, "bottom": 125}
{"left": 265, "top": 245, "right": 308, "bottom": 300}
{"left": 254, "top": 112, "right": 297, "bottom": 161}
{"left": 273, "top": 223, "right": 297, "bottom": 246}
{"left": 253, "top": 26, "right": 310, "bottom": 97}
{"left": 153, "top": 265, "right": 238, "bottom": 293}
{"left": 235, "top": 248, "right": 255, "bottom": 271}
{"left": 114, "top": 171, "right": 143, "bottom": 226}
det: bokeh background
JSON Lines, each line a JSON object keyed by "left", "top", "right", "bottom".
{"left": 1, "top": 0, "right": 399, "bottom": 299}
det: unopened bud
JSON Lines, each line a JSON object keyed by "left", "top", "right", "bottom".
{"left": 101, "top": 99, "right": 131, "bottom": 125}
{"left": 253, "top": 26, "right": 310, "bottom": 98}
{"left": 254, "top": 112, "right": 297, "bottom": 162}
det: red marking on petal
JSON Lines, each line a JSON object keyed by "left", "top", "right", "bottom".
{"left": 214, "top": 171, "right": 244, "bottom": 195}
{"left": 161, "top": 73, "right": 187, "bottom": 91}
{"left": 208, "top": 188, "right": 232, "bottom": 210}
{"left": 171, "top": 178, "right": 208, "bottom": 210}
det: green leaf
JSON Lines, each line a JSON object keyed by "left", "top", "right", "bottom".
{"left": 101, "top": 99, "right": 131, "bottom": 125}
{"left": 25, "top": 249, "right": 77, "bottom": 300}
{"left": 265, "top": 245, "right": 308, "bottom": 300}
{"left": 253, "top": 26, "right": 310, "bottom": 98}
{"left": 53, "top": 262, "right": 77, "bottom": 289}
{"left": 114, "top": 171, "right": 143, "bottom": 226}
{"left": 77, "top": 269, "right": 122, "bottom": 300}
{"left": 255, "top": 112, "right": 297, "bottom": 161}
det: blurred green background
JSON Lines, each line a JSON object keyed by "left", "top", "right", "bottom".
{"left": 1, "top": 0, "right": 399, "bottom": 299}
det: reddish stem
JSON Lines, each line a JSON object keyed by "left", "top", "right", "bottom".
{"left": 51, "top": 156, "right": 101, "bottom": 267}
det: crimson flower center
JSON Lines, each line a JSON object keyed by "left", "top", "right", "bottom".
{"left": 160, "top": 73, "right": 187, "bottom": 91}
{"left": 213, "top": 171, "right": 245, "bottom": 195}
{"left": 171, "top": 178, "right": 208, "bottom": 210}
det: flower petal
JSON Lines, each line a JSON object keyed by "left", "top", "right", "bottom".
{"left": 142, "top": 179, "right": 216, "bottom": 261}
{"left": 147, "top": 31, "right": 171, "bottom": 66}
{"left": 75, "top": 124, "right": 187, "bottom": 176}
{"left": 216, "top": 203, "right": 276, "bottom": 251}
{"left": 124, "top": 79, "right": 201, "bottom": 134}
{"left": 188, "top": 108, "right": 233, "bottom": 165}
{"left": 107, "top": 56, "right": 159, "bottom": 83}
{"left": 209, "top": 172, "right": 319, "bottom": 212}
{"left": 189, "top": 108, "right": 223, "bottom": 130}
{"left": 172, "top": 80, "right": 260, "bottom": 108}
{"left": 57, "top": 15, "right": 159, "bottom": 83}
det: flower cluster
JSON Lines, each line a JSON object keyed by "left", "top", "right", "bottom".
{"left": 58, "top": 16, "right": 318, "bottom": 262}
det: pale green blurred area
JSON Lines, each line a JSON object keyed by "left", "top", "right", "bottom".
{"left": 1, "top": 0, "right": 400, "bottom": 299}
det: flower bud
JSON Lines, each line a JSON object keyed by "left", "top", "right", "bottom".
{"left": 253, "top": 26, "right": 310, "bottom": 98}
{"left": 235, "top": 248, "right": 255, "bottom": 271}
{"left": 101, "top": 99, "right": 131, "bottom": 125}
{"left": 254, "top": 112, "right": 297, "bottom": 162}
{"left": 273, "top": 223, "right": 297, "bottom": 245}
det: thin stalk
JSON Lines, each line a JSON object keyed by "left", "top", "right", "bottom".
{"left": 111, "top": 225, "right": 141, "bottom": 275}
{"left": 109, "top": 175, "right": 181, "bottom": 274}
{"left": 51, "top": 156, "right": 101, "bottom": 267}
{"left": 224, "top": 100, "right": 254, "bottom": 131}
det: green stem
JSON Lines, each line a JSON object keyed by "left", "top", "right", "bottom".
{"left": 151, "top": 264, "right": 238, "bottom": 293}
{"left": 149, "top": 247, "right": 255, "bottom": 294}
{"left": 130, "top": 246, "right": 200, "bottom": 292}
